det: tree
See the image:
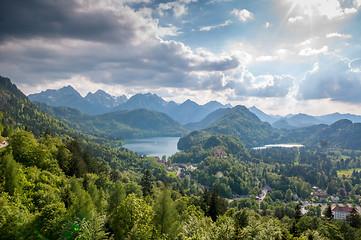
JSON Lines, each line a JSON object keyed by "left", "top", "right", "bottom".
{"left": 0, "top": 112, "right": 3, "bottom": 136}
{"left": 110, "top": 194, "right": 154, "bottom": 239}
{"left": 9, "top": 130, "right": 38, "bottom": 165}
{"left": 234, "top": 209, "right": 249, "bottom": 236}
{"left": 321, "top": 139, "right": 328, "bottom": 152}
{"left": 324, "top": 205, "right": 333, "bottom": 221}
{"left": 140, "top": 169, "right": 154, "bottom": 198}
{"left": 285, "top": 189, "right": 293, "bottom": 202}
{"left": 1, "top": 154, "right": 20, "bottom": 196}
{"left": 347, "top": 208, "right": 361, "bottom": 229}
{"left": 153, "top": 185, "right": 180, "bottom": 238}
{"left": 208, "top": 187, "right": 227, "bottom": 222}
{"left": 294, "top": 203, "right": 303, "bottom": 221}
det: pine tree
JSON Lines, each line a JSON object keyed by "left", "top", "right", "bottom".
{"left": 294, "top": 203, "right": 302, "bottom": 221}
{"left": 324, "top": 205, "right": 333, "bottom": 220}
{"left": 140, "top": 169, "right": 153, "bottom": 198}
{"left": 208, "top": 187, "right": 227, "bottom": 222}
{"left": 153, "top": 185, "right": 179, "bottom": 238}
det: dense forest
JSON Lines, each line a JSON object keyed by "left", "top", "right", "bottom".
{"left": 34, "top": 102, "right": 187, "bottom": 140}
{"left": 1, "top": 76, "right": 361, "bottom": 239}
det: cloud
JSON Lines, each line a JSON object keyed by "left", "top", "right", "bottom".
{"left": 158, "top": 0, "right": 197, "bottom": 17}
{"left": 288, "top": 16, "right": 304, "bottom": 24}
{"left": 284, "top": 0, "right": 361, "bottom": 20}
{"left": 200, "top": 20, "right": 232, "bottom": 31}
{"left": 225, "top": 70, "right": 295, "bottom": 98}
{"left": 350, "top": 58, "right": 361, "bottom": 73}
{"left": 0, "top": 0, "right": 242, "bottom": 93}
{"left": 256, "top": 56, "right": 277, "bottom": 62}
{"left": 326, "top": 32, "right": 352, "bottom": 39}
{"left": 298, "top": 55, "right": 361, "bottom": 103}
{"left": 231, "top": 9, "right": 254, "bottom": 22}
{"left": 299, "top": 46, "right": 328, "bottom": 56}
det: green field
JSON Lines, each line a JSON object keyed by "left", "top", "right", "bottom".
{"left": 337, "top": 168, "right": 361, "bottom": 178}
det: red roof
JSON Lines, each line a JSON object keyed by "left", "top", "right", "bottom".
{"left": 331, "top": 206, "right": 357, "bottom": 213}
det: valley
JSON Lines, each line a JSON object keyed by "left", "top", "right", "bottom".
{"left": 1, "top": 76, "right": 361, "bottom": 239}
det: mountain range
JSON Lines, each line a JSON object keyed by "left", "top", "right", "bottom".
{"left": 249, "top": 106, "right": 361, "bottom": 129}
{"left": 28, "top": 86, "right": 127, "bottom": 115}
{"left": 3, "top": 76, "right": 361, "bottom": 150}
{"left": 29, "top": 86, "right": 231, "bottom": 124}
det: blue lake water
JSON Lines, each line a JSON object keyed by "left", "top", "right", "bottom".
{"left": 252, "top": 144, "right": 304, "bottom": 150}
{"left": 122, "top": 137, "right": 180, "bottom": 157}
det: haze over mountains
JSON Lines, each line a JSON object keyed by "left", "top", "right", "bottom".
{"left": 1, "top": 76, "right": 361, "bottom": 150}
{"left": 248, "top": 106, "right": 361, "bottom": 129}
{"left": 29, "top": 85, "right": 361, "bottom": 130}
{"left": 29, "top": 86, "right": 232, "bottom": 125}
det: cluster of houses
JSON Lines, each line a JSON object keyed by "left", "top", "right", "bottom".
{"left": 311, "top": 187, "right": 340, "bottom": 202}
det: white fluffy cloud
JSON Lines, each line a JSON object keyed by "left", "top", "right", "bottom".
{"left": 158, "top": 0, "right": 197, "bottom": 17}
{"left": 231, "top": 9, "right": 254, "bottom": 22}
{"left": 224, "top": 69, "right": 295, "bottom": 98}
{"left": 288, "top": 16, "right": 304, "bottom": 24}
{"left": 326, "top": 32, "right": 352, "bottom": 38}
{"left": 299, "top": 46, "right": 328, "bottom": 56}
{"left": 298, "top": 55, "right": 361, "bottom": 103}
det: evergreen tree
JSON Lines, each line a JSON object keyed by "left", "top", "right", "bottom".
{"left": 324, "top": 205, "right": 333, "bottom": 221}
{"left": 208, "top": 187, "right": 227, "bottom": 222}
{"left": 294, "top": 203, "right": 303, "bottom": 221}
{"left": 140, "top": 169, "right": 154, "bottom": 198}
{"left": 153, "top": 185, "right": 180, "bottom": 238}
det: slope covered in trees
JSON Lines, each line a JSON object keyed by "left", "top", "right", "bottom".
{"left": 180, "top": 105, "right": 280, "bottom": 148}
{"left": 34, "top": 102, "right": 187, "bottom": 139}
{"left": 2, "top": 76, "right": 361, "bottom": 239}
{"left": 0, "top": 76, "right": 76, "bottom": 138}
{"left": 280, "top": 119, "right": 361, "bottom": 150}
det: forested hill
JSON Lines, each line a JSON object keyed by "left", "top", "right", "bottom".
{"left": 0, "top": 76, "right": 76, "bottom": 138}
{"left": 281, "top": 119, "right": 361, "bottom": 150}
{"left": 182, "top": 105, "right": 281, "bottom": 148}
{"left": 34, "top": 102, "right": 187, "bottom": 139}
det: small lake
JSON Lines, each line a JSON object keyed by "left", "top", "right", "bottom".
{"left": 252, "top": 144, "right": 304, "bottom": 150}
{"left": 122, "top": 137, "right": 180, "bottom": 158}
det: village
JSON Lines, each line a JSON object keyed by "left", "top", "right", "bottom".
{"left": 152, "top": 145, "right": 361, "bottom": 222}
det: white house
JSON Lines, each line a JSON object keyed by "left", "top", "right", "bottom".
{"left": 332, "top": 206, "right": 356, "bottom": 220}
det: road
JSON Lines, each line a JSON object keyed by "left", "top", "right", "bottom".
{"left": 0, "top": 141, "right": 9, "bottom": 149}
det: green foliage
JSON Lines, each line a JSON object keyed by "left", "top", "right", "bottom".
{"left": 153, "top": 185, "right": 180, "bottom": 238}
{"left": 1, "top": 154, "right": 20, "bottom": 195}
{"left": 0, "top": 76, "right": 75, "bottom": 139}
{"left": 35, "top": 102, "right": 187, "bottom": 140}
{"left": 140, "top": 169, "right": 154, "bottom": 198}
{"left": 110, "top": 193, "right": 154, "bottom": 239}
{"left": 179, "top": 105, "right": 280, "bottom": 148}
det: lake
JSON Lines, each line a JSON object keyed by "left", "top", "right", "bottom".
{"left": 252, "top": 144, "right": 304, "bottom": 150}
{"left": 122, "top": 137, "right": 180, "bottom": 158}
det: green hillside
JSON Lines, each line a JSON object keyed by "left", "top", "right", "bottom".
{"left": 34, "top": 102, "right": 187, "bottom": 139}
{"left": 0, "top": 76, "right": 76, "bottom": 138}
{"left": 281, "top": 119, "right": 361, "bottom": 150}
{"left": 180, "top": 105, "right": 280, "bottom": 148}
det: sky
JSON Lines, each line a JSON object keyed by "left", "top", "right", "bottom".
{"left": 1, "top": 0, "right": 361, "bottom": 116}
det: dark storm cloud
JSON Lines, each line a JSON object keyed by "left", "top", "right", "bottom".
{"left": 0, "top": 0, "right": 134, "bottom": 43}
{"left": 298, "top": 56, "right": 361, "bottom": 103}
